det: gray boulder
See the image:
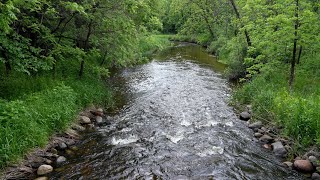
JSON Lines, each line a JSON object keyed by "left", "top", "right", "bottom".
{"left": 37, "top": 165, "right": 53, "bottom": 175}
{"left": 271, "top": 141, "right": 287, "bottom": 158}
{"left": 239, "top": 111, "right": 251, "bottom": 121}
{"left": 249, "top": 121, "right": 263, "bottom": 129}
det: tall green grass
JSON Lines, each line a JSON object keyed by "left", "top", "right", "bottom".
{"left": 233, "top": 55, "right": 320, "bottom": 151}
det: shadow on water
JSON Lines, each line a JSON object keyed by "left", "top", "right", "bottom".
{"left": 49, "top": 43, "right": 303, "bottom": 180}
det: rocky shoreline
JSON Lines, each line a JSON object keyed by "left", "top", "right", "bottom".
{"left": 0, "top": 107, "right": 108, "bottom": 180}
{"left": 239, "top": 105, "right": 320, "bottom": 179}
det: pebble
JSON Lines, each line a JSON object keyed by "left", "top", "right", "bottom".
{"left": 239, "top": 111, "right": 251, "bottom": 121}
{"left": 37, "top": 165, "right": 53, "bottom": 175}
{"left": 80, "top": 116, "right": 91, "bottom": 124}
{"left": 263, "top": 144, "right": 272, "bottom": 149}
{"left": 283, "top": 161, "right": 293, "bottom": 169}
{"left": 248, "top": 121, "right": 263, "bottom": 129}
{"left": 293, "top": 160, "right": 314, "bottom": 173}
{"left": 271, "top": 141, "right": 287, "bottom": 158}
{"left": 254, "top": 133, "right": 263, "bottom": 138}
{"left": 312, "top": 173, "right": 320, "bottom": 180}
{"left": 309, "top": 156, "right": 318, "bottom": 167}
{"left": 56, "top": 156, "right": 67, "bottom": 165}
{"left": 96, "top": 116, "right": 103, "bottom": 124}
{"left": 259, "top": 134, "right": 273, "bottom": 143}
{"left": 58, "top": 142, "right": 67, "bottom": 150}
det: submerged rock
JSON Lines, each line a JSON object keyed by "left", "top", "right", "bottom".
{"left": 239, "top": 111, "right": 251, "bottom": 121}
{"left": 271, "top": 141, "right": 287, "bottom": 158}
{"left": 56, "top": 156, "right": 67, "bottom": 165}
{"left": 312, "top": 173, "right": 320, "bottom": 180}
{"left": 283, "top": 161, "right": 293, "bottom": 169}
{"left": 37, "top": 165, "right": 53, "bottom": 175}
{"left": 293, "top": 160, "right": 314, "bottom": 173}
{"left": 249, "top": 121, "right": 263, "bottom": 129}
{"left": 58, "top": 142, "right": 67, "bottom": 150}
{"left": 309, "top": 156, "right": 318, "bottom": 167}
{"left": 259, "top": 134, "right": 274, "bottom": 143}
{"left": 254, "top": 133, "right": 263, "bottom": 138}
{"left": 96, "top": 116, "right": 103, "bottom": 124}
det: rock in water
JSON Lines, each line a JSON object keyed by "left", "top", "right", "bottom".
{"left": 37, "top": 165, "right": 53, "bottom": 175}
{"left": 312, "top": 173, "right": 320, "bottom": 180}
{"left": 249, "top": 121, "right": 263, "bottom": 129}
{"left": 56, "top": 156, "right": 67, "bottom": 165}
{"left": 293, "top": 160, "right": 314, "bottom": 173}
{"left": 271, "top": 141, "right": 287, "bottom": 158}
{"left": 259, "top": 134, "right": 273, "bottom": 143}
{"left": 283, "top": 161, "right": 293, "bottom": 169}
{"left": 58, "top": 142, "right": 67, "bottom": 150}
{"left": 239, "top": 111, "right": 251, "bottom": 121}
{"left": 96, "top": 116, "right": 103, "bottom": 124}
{"left": 254, "top": 133, "right": 263, "bottom": 138}
{"left": 309, "top": 156, "right": 318, "bottom": 167}
{"left": 79, "top": 116, "right": 91, "bottom": 124}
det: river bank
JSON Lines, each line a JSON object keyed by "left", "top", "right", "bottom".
{"left": 0, "top": 107, "right": 110, "bottom": 180}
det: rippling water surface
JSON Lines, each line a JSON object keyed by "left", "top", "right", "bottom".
{"left": 50, "top": 43, "right": 302, "bottom": 179}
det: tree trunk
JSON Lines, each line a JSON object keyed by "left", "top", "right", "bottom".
{"left": 297, "top": 46, "right": 302, "bottom": 64}
{"left": 289, "top": 0, "right": 299, "bottom": 92}
{"left": 229, "top": 0, "right": 252, "bottom": 47}
{"left": 79, "top": 60, "right": 85, "bottom": 78}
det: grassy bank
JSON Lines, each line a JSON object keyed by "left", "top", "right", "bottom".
{"left": 0, "top": 34, "right": 171, "bottom": 169}
{"left": 233, "top": 54, "right": 320, "bottom": 153}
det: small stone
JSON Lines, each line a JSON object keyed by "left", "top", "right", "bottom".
{"left": 283, "top": 161, "right": 293, "bottom": 169}
{"left": 316, "top": 166, "right": 320, "bottom": 173}
{"left": 259, "top": 134, "right": 274, "bottom": 143}
{"left": 72, "top": 124, "right": 86, "bottom": 132}
{"left": 293, "top": 160, "right": 314, "bottom": 173}
{"left": 96, "top": 116, "right": 103, "bottom": 124}
{"left": 263, "top": 144, "right": 272, "bottom": 149}
{"left": 249, "top": 121, "right": 263, "bottom": 129}
{"left": 56, "top": 156, "right": 67, "bottom": 165}
{"left": 50, "top": 148, "right": 58, "bottom": 155}
{"left": 37, "top": 165, "right": 53, "bottom": 175}
{"left": 97, "top": 108, "right": 103, "bottom": 114}
{"left": 258, "top": 129, "right": 265, "bottom": 133}
{"left": 312, "top": 173, "right": 320, "bottom": 180}
{"left": 309, "top": 156, "right": 318, "bottom": 167}
{"left": 261, "top": 127, "right": 267, "bottom": 132}
{"left": 80, "top": 116, "right": 91, "bottom": 124}
{"left": 272, "top": 141, "right": 287, "bottom": 158}
{"left": 58, "top": 142, "right": 67, "bottom": 150}
{"left": 65, "top": 129, "right": 80, "bottom": 138}
{"left": 254, "top": 133, "right": 263, "bottom": 138}
{"left": 45, "top": 159, "right": 53, "bottom": 164}
{"left": 246, "top": 105, "right": 253, "bottom": 114}
{"left": 34, "top": 177, "right": 49, "bottom": 180}
{"left": 239, "top": 112, "right": 251, "bottom": 121}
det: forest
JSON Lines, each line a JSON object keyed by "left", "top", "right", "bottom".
{"left": 1, "top": 0, "right": 320, "bottom": 170}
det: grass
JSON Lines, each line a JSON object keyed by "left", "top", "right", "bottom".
{"left": 0, "top": 33, "right": 172, "bottom": 169}
{"left": 232, "top": 54, "right": 320, "bottom": 152}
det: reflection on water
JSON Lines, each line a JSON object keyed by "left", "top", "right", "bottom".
{"left": 50, "top": 43, "right": 302, "bottom": 180}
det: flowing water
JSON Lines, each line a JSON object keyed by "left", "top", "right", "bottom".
{"left": 50, "top": 43, "right": 302, "bottom": 179}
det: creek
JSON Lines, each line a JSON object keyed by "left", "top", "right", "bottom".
{"left": 50, "top": 43, "right": 302, "bottom": 179}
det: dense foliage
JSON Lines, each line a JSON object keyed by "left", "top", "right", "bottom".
{"left": 162, "top": 0, "right": 320, "bottom": 151}
{"left": 0, "top": 0, "right": 170, "bottom": 168}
